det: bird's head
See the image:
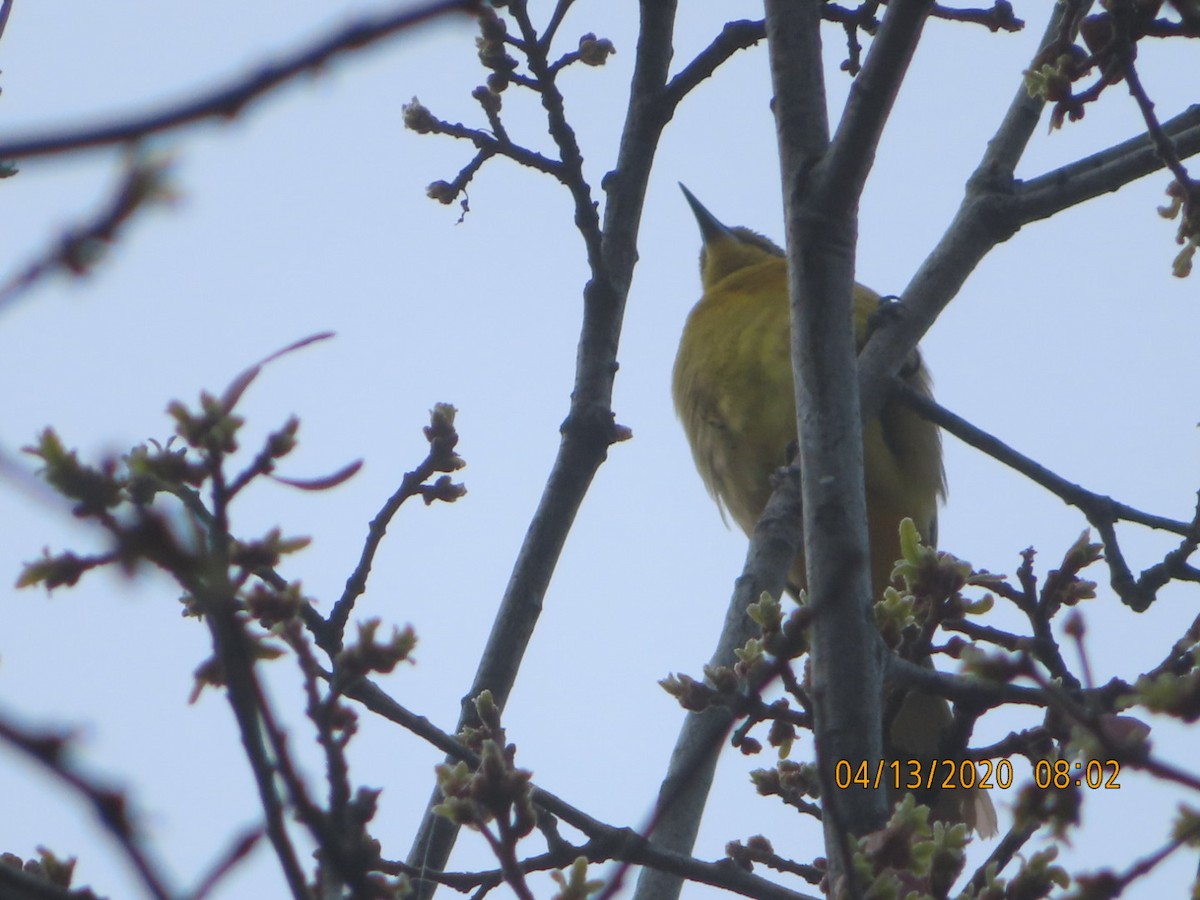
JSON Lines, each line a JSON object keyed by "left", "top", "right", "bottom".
{"left": 679, "top": 183, "right": 783, "bottom": 290}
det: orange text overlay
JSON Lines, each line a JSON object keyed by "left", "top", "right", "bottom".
{"left": 833, "top": 758, "right": 1122, "bottom": 791}
{"left": 834, "top": 759, "right": 1012, "bottom": 791}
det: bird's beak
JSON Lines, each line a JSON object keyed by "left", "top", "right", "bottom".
{"left": 678, "top": 183, "right": 733, "bottom": 244}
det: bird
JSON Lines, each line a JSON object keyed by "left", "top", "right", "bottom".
{"left": 672, "top": 184, "right": 997, "bottom": 837}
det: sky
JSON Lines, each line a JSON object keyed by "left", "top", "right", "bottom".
{"left": 1, "top": 2, "right": 1198, "bottom": 898}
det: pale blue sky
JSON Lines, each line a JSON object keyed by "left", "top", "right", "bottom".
{"left": 1, "top": 3, "right": 1198, "bottom": 898}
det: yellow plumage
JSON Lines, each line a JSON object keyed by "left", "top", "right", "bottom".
{"left": 672, "top": 185, "right": 996, "bottom": 837}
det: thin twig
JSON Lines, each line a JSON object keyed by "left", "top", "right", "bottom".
{"left": 188, "top": 829, "right": 264, "bottom": 900}
{"left": 898, "top": 383, "right": 1200, "bottom": 611}
{"left": 1027, "top": 665, "right": 1200, "bottom": 794}
{"left": 414, "top": 112, "right": 565, "bottom": 180}
{"left": 325, "top": 407, "right": 465, "bottom": 653}
{"left": 1124, "top": 57, "right": 1199, "bottom": 205}
{"left": 660, "top": 20, "right": 766, "bottom": 116}
{"left": 342, "top": 678, "right": 819, "bottom": 900}
{"left": 0, "top": 716, "right": 175, "bottom": 900}
{"left": 0, "top": 154, "right": 174, "bottom": 314}
{"left": 0, "top": 0, "right": 480, "bottom": 160}
{"left": 1099, "top": 827, "right": 1200, "bottom": 894}
{"left": 966, "top": 820, "right": 1040, "bottom": 893}
{"left": 930, "top": 1, "right": 1024, "bottom": 31}
{"left": 539, "top": 0, "right": 576, "bottom": 50}
{"left": 0, "top": 0, "right": 14, "bottom": 47}
{"left": 897, "top": 383, "right": 1191, "bottom": 537}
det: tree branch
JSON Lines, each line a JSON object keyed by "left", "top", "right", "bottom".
{"left": 342, "top": 677, "right": 819, "bottom": 900}
{"left": 897, "top": 383, "right": 1191, "bottom": 536}
{"left": 0, "top": 154, "right": 175, "bottom": 314}
{"left": 199, "top": 594, "right": 312, "bottom": 900}
{"left": 406, "top": 3, "right": 677, "bottom": 887}
{"left": 898, "top": 382, "right": 1200, "bottom": 611}
{"left": 0, "top": 716, "right": 174, "bottom": 900}
{"left": 766, "top": 1, "right": 935, "bottom": 883}
{"left": 930, "top": 1, "right": 1024, "bottom": 31}
{"left": 857, "top": 1, "right": 1091, "bottom": 419}
{"left": 660, "top": 20, "right": 767, "bottom": 117}
{"left": 966, "top": 820, "right": 1039, "bottom": 893}
{"left": 630, "top": 468, "right": 804, "bottom": 900}
{"left": 0, "top": 0, "right": 479, "bottom": 161}
{"left": 0, "top": 0, "right": 14, "bottom": 48}
{"left": 886, "top": 656, "right": 1049, "bottom": 709}
{"left": 1018, "top": 104, "right": 1200, "bottom": 222}
{"left": 826, "top": 0, "right": 932, "bottom": 211}
{"left": 324, "top": 405, "right": 464, "bottom": 655}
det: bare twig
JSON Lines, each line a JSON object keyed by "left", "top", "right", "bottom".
{"left": 324, "top": 405, "right": 464, "bottom": 653}
{"left": 1027, "top": 665, "right": 1200, "bottom": 794}
{"left": 188, "top": 829, "right": 264, "bottom": 900}
{"left": 966, "top": 820, "right": 1040, "bottom": 892}
{"left": 342, "top": 678, "right": 819, "bottom": 900}
{"left": 898, "top": 383, "right": 1190, "bottom": 537}
{"left": 1093, "top": 826, "right": 1200, "bottom": 895}
{"left": 0, "top": 0, "right": 480, "bottom": 160}
{"left": 931, "top": 1, "right": 1024, "bottom": 32}
{"left": 898, "top": 382, "right": 1200, "bottom": 611}
{"left": 405, "top": 107, "right": 565, "bottom": 181}
{"left": 0, "top": 716, "right": 175, "bottom": 900}
{"left": 0, "top": 154, "right": 175, "bottom": 314}
{"left": 539, "top": 0, "right": 576, "bottom": 50}
{"left": 0, "top": 0, "right": 14, "bottom": 47}
{"left": 660, "top": 20, "right": 767, "bottom": 116}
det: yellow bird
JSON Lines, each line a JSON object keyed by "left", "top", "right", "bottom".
{"left": 672, "top": 185, "right": 996, "bottom": 837}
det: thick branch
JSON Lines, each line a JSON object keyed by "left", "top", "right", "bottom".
{"left": 631, "top": 468, "right": 804, "bottom": 900}
{"left": 766, "top": 2, "right": 935, "bottom": 881}
{"left": 826, "top": 0, "right": 932, "bottom": 213}
{"left": 407, "top": 1, "right": 679, "bottom": 889}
